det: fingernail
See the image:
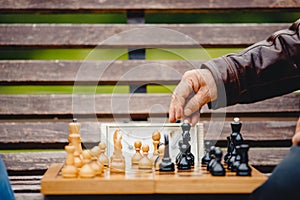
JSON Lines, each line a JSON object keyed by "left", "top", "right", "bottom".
{"left": 184, "top": 108, "right": 192, "bottom": 116}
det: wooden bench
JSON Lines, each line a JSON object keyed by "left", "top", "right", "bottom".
{"left": 0, "top": 1, "right": 299, "bottom": 199}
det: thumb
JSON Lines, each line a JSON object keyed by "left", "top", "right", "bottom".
{"left": 183, "top": 88, "right": 209, "bottom": 116}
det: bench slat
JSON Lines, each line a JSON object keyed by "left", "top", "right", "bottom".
{"left": 0, "top": 60, "right": 201, "bottom": 85}
{"left": 0, "top": 0, "right": 299, "bottom": 13}
{"left": 0, "top": 120, "right": 296, "bottom": 147}
{"left": 0, "top": 24, "right": 290, "bottom": 48}
{"left": 15, "top": 193, "right": 44, "bottom": 200}
{"left": 1, "top": 148, "right": 289, "bottom": 173}
{"left": 0, "top": 93, "right": 298, "bottom": 116}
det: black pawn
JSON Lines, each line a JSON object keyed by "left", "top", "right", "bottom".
{"left": 211, "top": 147, "right": 225, "bottom": 176}
{"left": 159, "top": 134, "right": 175, "bottom": 172}
{"left": 231, "top": 145, "right": 241, "bottom": 172}
{"left": 207, "top": 146, "right": 216, "bottom": 172}
{"left": 177, "top": 143, "right": 191, "bottom": 170}
{"left": 201, "top": 141, "right": 212, "bottom": 166}
{"left": 237, "top": 144, "right": 251, "bottom": 176}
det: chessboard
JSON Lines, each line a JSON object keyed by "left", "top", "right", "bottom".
{"left": 41, "top": 163, "right": 267, "bottom": 195}
{"left": 41, "top": 118, "right": 267, "bottom": 195}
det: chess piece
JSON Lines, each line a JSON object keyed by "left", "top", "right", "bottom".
{"left": 201, "top": 140, "right": 212, "bottom": 166}
{"left": 69, "top": 134, "right": 83, "bottom": 168}
{"left": 227, "top": 132, "right": 241, "bottom": 170}
{"left": 151, "top": 131, "right": 161, "bottom": 165}
{"left": 231, "top": 117, "right": 244, "bottom": 144}
{"left": 68, "top": 119, "right": 81, "bottom": 143}
{"left": 176, "top": 120, "right": 194, "bottom": 168}
{"left": 154, "top": 144, "right": 165, "bottom": 171}
{"left": 110, "top": 129, "right": 125, "bottom": 173}
{"left": 138, "top": 145, "right": 152, "bottom": 170}
{"left": 61, "top": 145, "right": 78, "bottom": 178}
{"left": 177, "top": 141, "right": 191, "bottom": 170}
{"left": 176, "top": 140, "right": 183, "bottom": 165}
{"left": 159, "top": 134, "right": 175, "bottom": 172}
{"left": 226, "top": 117, "right": 244, "bottom": 167}
{"left": 90, "top": 156, "right": 104, "bottom": 176}
{"left": 231, "top": 145, "right": 241, "bottom": 172}
{"left": 132, "top": 141, "right": 143, "bottom": 166}
{"left": 211, "top": 147, "right": 226, "bottom": 176}
{"left": 90, "top": 145, "right": 101, "bottom": 158}
{"left": 98, "top": 142, "right": 109, "bottom": 167}
{"left": 237, "top": 144, "right": 252, "bottom": 176}
{"left": 79, "top": 150, "right": 96, "bottom": 178}
{"left": 224, "top": 136, "right": 233, "bottom": 164}
{"left": 207, "top": 146, "right": 216, "bottom": 172}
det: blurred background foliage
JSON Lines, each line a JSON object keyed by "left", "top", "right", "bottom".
{"left": 0, "top": 12, "right": 299, "bottom": 94}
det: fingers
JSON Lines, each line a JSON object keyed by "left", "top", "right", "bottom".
{"left": 190, "top": 112, "right": 200, "bottom": 126}
{"left": 168, "top": 69, "right": 217, "bottom": 124}
{"left": 183, "top": 88, "right": 210, "bottom": 116}
{"left": 292, "top": 117, "right": 300, "bottom": 146}
{"left": 169, "top": 74, "right": 195, "bottom": 123}
{"left": 169, "top": 96, "right": 183, "bottom": 123}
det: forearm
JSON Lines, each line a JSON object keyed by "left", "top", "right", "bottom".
{"left": 202, "top": 19, "right": 300, "bottom": 109}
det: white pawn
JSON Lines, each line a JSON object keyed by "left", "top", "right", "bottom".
{"left": 90, "top": 156, "right": 104, "bottom": 176}
{"left": 151, "top": 131, "right": 161, "bottom": 165}
{"left": 79, "top": 150, "right": 96, "bottom": 178}
{"left": 98, "top": 142, "right": 109, "bottom": 167}
{"left": 61, "top": 145, "right": 78, "bottom": 178}
{"left": 90, "top": 145, "right": 101, "bottom": 158}
{"left": 132, "top": 141, "right": 143, "bottom": 166}
{"left": 155, "top": 144, "right": 165, "bottom": 171}
{"left": 138, "top": 145, "right": 152, "bottom": 170}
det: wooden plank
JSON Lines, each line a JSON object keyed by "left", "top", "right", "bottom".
{"left": 15, "top": 193, "right": 44, "bottom": 200}
{"left": 0, "top": 60, "right": 201, "bottom": 85}
{"left": 2, "top": 152, "right": 65, "bottom": 172}
{"left": 0, "top": 122, "right": 99, "bottom": 145}
{"left": 0, "top": 0, "right": 299, "bottom": 13}
{"left": 204, "top": 120, "right": 297, "bottom": 141}
{"left": 1, "top": 148, "right": 290, "bottom": 172}
{"left": 0, "top": 93, "right": 298, "bottom": 116}
{"left": 0, "top": 24, "right": 290, "bottom": 48}
{"left": 0, "top": 120, "right": 297, "bottom": 146}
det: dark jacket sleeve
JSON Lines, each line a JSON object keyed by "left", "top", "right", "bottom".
{"left": 201, "top": 19, "right": 300, "bottom": 109}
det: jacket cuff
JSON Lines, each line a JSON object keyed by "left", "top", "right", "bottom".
{"left": 201, "top": 56, "right": 240, "bottom": 109}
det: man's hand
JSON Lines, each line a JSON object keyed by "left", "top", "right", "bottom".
{"left": 292, "top": 117, "right": 300, "bottom": 146}
{"left": 169, "top": 69, "right": 217, "bottom": 125}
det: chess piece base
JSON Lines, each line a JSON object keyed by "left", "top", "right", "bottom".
{"left": 211, "top": 164, "right": 226, "bottom": 176}
{"left": 237, "top": 164, "right": 252, "bottom": 176}
{"left": 178, "top": 156, "right": 191, "bottom": 170}
{"left": 201, "top": 153, "right": 211, "bottom": 166}
{"left": 61, "top": 166, "right": 77, "bottom": 178}
{"left": 110, "top": 159, "right": 125, "bottom": 173}
{"left": 159, "top": 158, "right": 175, "bottom": 172}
